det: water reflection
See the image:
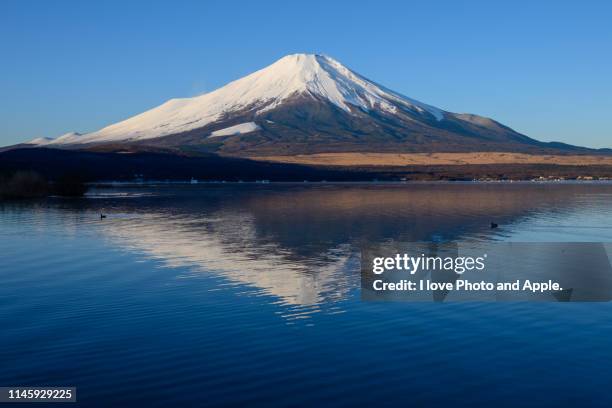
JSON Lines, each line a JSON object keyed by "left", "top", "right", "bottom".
{"left": 76, "top": 183, "right": 612, "bottom": 309}
{"left": 101, "top": 212, "right": 356, "bottom": 308}
{"left": 3, "top": 183, "right": 611, "bottom": 311}
{"left": 3, "top": 183, "right": 612, "bottom": 406}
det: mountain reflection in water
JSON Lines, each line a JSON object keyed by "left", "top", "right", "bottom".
{"left": 78, "top": 183, "right": 612, "bottom": 310}
{"left": 3, "top": 183, "right": 612, "bottom": 407}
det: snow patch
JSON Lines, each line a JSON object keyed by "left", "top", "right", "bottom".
{"left": 27, "top": 137, "right": 53, "bottom": 145}
{"left": 46, "top": 132, "right": 83, "bottom": 145}
{"left": 209, "top": 122, "right": 260, "bottom": 138}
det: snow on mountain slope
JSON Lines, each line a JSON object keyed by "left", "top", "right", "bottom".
{"left": 209, "top": 122, "right": 260, "bottom": 138}
{"left": 27, "top": 137, "right": 53, "bottom": 145}
{"left": 46, "top": 132, "right": 83, "bottom": 145}
{"left": 50, "top": 54, "right": 445, "bottom": 145}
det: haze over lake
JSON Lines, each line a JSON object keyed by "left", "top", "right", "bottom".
{"left": 2, "top": 183, "right": 612, "bottom": 406}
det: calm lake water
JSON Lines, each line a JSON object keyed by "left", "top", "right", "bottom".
{"left": 2, "top": 183, "right": 612, "bottom": 407}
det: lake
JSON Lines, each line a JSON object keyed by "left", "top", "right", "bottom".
{"left": 2, "top": 182, "right": 612, "bottom": 407}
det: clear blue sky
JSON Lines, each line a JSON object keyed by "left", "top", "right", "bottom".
{"left": 1, "top": 0, "right": 610, "bottom": 147}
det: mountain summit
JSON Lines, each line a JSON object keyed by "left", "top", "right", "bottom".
{"left": 27, "top": 53, "right": 578, "bottom": 155}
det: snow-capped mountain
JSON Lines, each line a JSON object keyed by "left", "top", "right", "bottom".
{"left": 57, "top": 54, "right": 446, "bottom": 143}
{"left": 22, "top": 54, "right": 565, "bottom": 155}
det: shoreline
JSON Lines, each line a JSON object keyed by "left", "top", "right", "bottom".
{"left": 86, "top": 179, "right": 612, "bottom": 187}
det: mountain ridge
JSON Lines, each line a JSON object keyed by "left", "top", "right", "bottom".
{"left": 11, "top": 53, "right": 609, "bottom": 156}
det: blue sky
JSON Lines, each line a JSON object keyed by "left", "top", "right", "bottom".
{"left": 1, "top": 0, "right": 610, "bottom": 147}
